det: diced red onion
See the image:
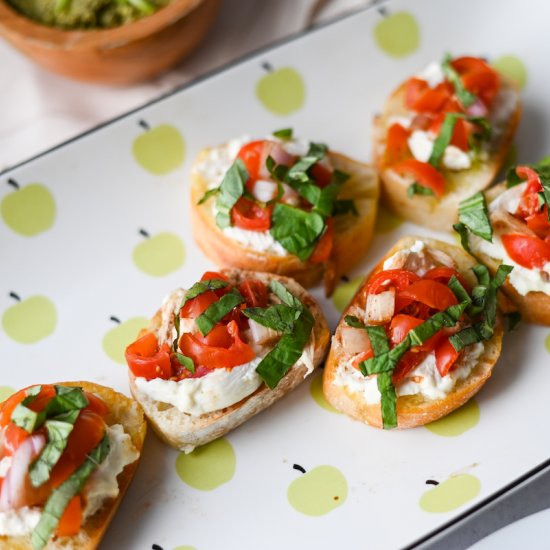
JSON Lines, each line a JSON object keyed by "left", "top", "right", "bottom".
{"left": 466, "top": 99, "right": 488, "bottom": 117}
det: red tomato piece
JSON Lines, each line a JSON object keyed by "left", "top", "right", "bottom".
{"left": 201, "top": 271, "right": 229, "bottom": 282}
{"left": 237, "top": 140, "right": 266, "bottom": 181}
{"left": 239, "top": 280, "right": 269, "bottom": 308}
{"left": 367, "top": 269, "right": 421, "bottom": 295}
{"left": 180, "top": 290, "right": 218, "bottom": 319}
{"left": 83, "top": 392, "right": 109, "bottom": 417}
{"left": 392, "top": 349, "right": 428, "bottom": 383}
{"left": 310, "top": 162, "right": 333, "bottom": 188}
{"left": 398, "top": 279, "right": 458, "bottom": 311}
{"left": 411, "top": 83, "right": 453, "bottom": 115}
{"left": 352, "top": 350, "right": 374, "bottom": 371}
{"left": 405, "top": 77, "right": 429, "bottom": 109}
{"left": 423, "top": 266, "right": 470, "bottom": 290}
{"left": 392, "top": 159, "right": 445, "bottom": 197}
{"left": 451, "top": 57, "right": 500, "bottom": 108}
{"left": 179, "top": 320, "right": 255, "bottom": 370}
{"left": 231, "top": 197, "right": 272, "bottom": 232}
{"left": 125, "top": 332, "right": 172, "bottom": 380}
{"left": 385, "top": 123, "right": 411, "bottom": 166}
{"left": 3, "top": 423, "right": 28, "bottom": 456}
{"left": 430, "top": 115, "right": 472, "bottom": 151}
{"left": 309, "top": 219, "right": 334, "bottom": 264}
{"left": 435, "top": 337, "right": 461, "bottom": 377}
{"left": 390, "top": 314, "right": 423, "bottom": 345}
{"left": 501, "top": 234, "right": 550, "bottom": 269}
{"left": 56, "top": 496, "right": 83, "bottom": 537}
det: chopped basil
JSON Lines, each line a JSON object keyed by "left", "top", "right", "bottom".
{"left": 286, "top": 142, "right": 328, "bottom": 183}
{"left": 195, "top": 289, "right": 244, "bottom": 336}
{"left": 448, "top": 275, "right": 471, "bottom": 304}
{"left": 31, "top": 435, "right": 111, "bottom": 550}
{"left": 377, "top": 373, "right": 398, "bottom": 429}
{"left": 173, "top": 313, "right": 181, "bottom": 352}
{"left": 457, "top": 191, "right": 493, "bottom": 242}
{"left": 506, "top": 163, "right": 550, "bottom": 219}
{"left": 344, "top": 315, "right": 366, "bottom": 329}
{"left": 11, "top": 404, "right": 45, "bottom": 433}
{"left": 266, "top": 155, "right": 290, "bottom": 184}
{"left": 269, "top": 280, "right": 304, "bottom": 310}
{"left": 181, "top": 279, "right": 229, "bottom": 307}
{"left": 453, "top": 222, "right": 471, "bottom": 253}
{"left": 175, "top": 353, "right": 195, "bottom": 374}
{"left": 197, "top": 187, "right": 219, "bottom": 205}
{"left": 44, "top": 386, "right": 89, "bottom": 417}
{"left": 407, "top": 182, "right": 434, "bottom": 197}
{"left": 409, "top": 303, "right": 469, "bottom": 345}
{"left": 270, "top": 203, "right": 325, "bottom": 261}
{"left": 214, "top": 158, "right": 248, "bottom": 228}
{"left": 360, "top": 337, "right": 410, "bottom": 376}
{"left": 448, "top": 327, "right": 481, "bottom": 351}
{"left": 441, "top": 53, "right": 476, "bottom": 108}
{"left": 366, "top": 326, "right": 390, "bottom": 355}
{"left": 29, "top": 410, "right": 80, "bottom": 487}
{"left": 243, "top": 304, "right": 300, "bottom": 333}
{"left": 272, "top": 128, "right": 293, "bottom": 140}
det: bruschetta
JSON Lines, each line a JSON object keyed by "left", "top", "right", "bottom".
{"left": 373, "top": 54, "right": 521, "bottom": 231}
{"left": 190, "top": 129, "right": 379, "bottom": 295}
{"left": 455, "top": 163, "right": 550, "bottom": 325}
{"left": 126, "top": 269, "right": 330, "bottom": 452}
{"left": 323, "top": 237, "right": 508, "bottom": 429}
{"left": 0, "top": 382, "right": 146, "bottom": 550}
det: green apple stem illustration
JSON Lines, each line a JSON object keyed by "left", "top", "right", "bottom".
{"left": 132, "top": 230, "right": 185, "bottom": 277}
{"left": 138, "top": 120, "right": 151, "bottom": 132}
{"left": 110, "top": 315, "right": 121, "bottom": 324}
{"left": 9, "top": 291, "right": 21, "bottom": 303}
{"left": 139, "top": 228, "right": 150, "bottom": 239}
{"left": 425, "top": 480, "right": 439, "bottom": 486}
{"left": 256, "top": 63, "right": 306, "bottom": 116}
{"left": 293, "top": 464, "right": 307, "bottom": 474}
{"left": 261, "top": 61, "right": 274, "bottom": 73}
{"left": 7, "top": 178, "right": 19, "bottom": 190}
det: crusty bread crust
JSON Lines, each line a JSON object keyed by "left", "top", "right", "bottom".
{"left": 190, "top": 150, "right": 379, "bottom": 295}
{"left": 468, "top": 183, "right": 550, "bottom": 325}
{"left": 322, "top": 236, "right": 504, "bottom": 429}
{"left": 373, "top": 77, "right": 521, "bottom": 232}
{"left": 130, "top": 270, "right": 330, "bottom": 452}
{"left": 1, "top": 382, "right": 146, "bottom": 550}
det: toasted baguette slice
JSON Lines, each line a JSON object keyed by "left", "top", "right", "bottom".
{"left": 467, "top": 183, "right": 550, "bottom": 325}
{"left": 323, "top": 237, "right": 503, "bottom": 429}
{"left": 190, "top": 149, "right": 379, "bottom": 295}
{"left": 1, "top": 381, "right": 146, "bottom": 550}
{"left": 130, "top": 270, "right": 330, "bottom": 452}
{"left": 373, "top": 76, "right": 521, "bottom": 232}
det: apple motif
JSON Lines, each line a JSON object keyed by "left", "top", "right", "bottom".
{"left": 420, "top": 474, "right": 481, "bottom": 513}
{"left": 2, "top": 292, "right": 57, "bottom": 344}
{"left": 373, "top": 10, "right": 420, "bottom": 58}
{"left": 256, "top": 63, "right": 305, "bottom": 116}
{"left": 309, "top": 373, "right": 340, "bottom": 414}
{"left": 425, "top": 400, "right": 480, "bottom": 437}
{"left": 493, "top": 55, "right": 527, "bottom": 89}
{"left": 102, "top": 315, "right": 148, "bottom": 364}
{"left": 132, "top": 121, "right": 185, "bottom": 175}
{"left": 332, "top": 275, "right": 363, "bottom": 313}
{"left": 175, "top": 438, "right": 236, "bottom": 491}
{"left": 0, "top": 386, "right": 14, "bottom": 403}
{"left": 1, "top": 179, "right": 56, "bottom": 237}
{"left": 287, "top": 464, "right": 348, "bottom": 516}
{"left": 132, "top": 229, "right": 185, "bottom": 277}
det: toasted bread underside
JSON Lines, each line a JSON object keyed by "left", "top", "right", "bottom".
{"left": 373, "top": 77, "right": 521, "bottom": 232}
{"left": 190, "top": 150, "right": 379, "bottom": 295}
{"left": 1, "top": 382, "right": 146, "bottom": 550}
{"left": 130, "top": 270, "right": 330, "bottom": 452}
{"left": 322, "top": 236, "right": 504, "bottom": 428}
{"left": 468, "top": 183, "right": 550, "bottom": 325}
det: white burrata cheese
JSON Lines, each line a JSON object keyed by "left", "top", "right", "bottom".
{"left": 407, "top": 130, "right": 472, "bottom": 171}
{"left": 416, "top": 61, "right": 445, "bottom": 88}
{"left": 334, "top": 343, "right": 484, "bottom": 404}
{"left": 0, "top": 424, "right": 138, "bottom": 537}
{"left": 222, "top": 225, "right": 288, "bottom": 256}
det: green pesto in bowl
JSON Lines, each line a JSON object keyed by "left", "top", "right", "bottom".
{"left": 6, "top": 0, "right": 173, "bottom": 29}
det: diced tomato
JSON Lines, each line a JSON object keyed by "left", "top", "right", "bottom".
{"left": 398, "top": 279, "right": 458, "bottom": 311}
{"left": 392, "top": 349, "right": 428, "bottom": 383}
{"left": 405, "top": 77, "right": 428, "bottom": 109}
{"left": 516, "top": 166, "right": 542, "bottom": 193}
{"left": 525, "top": 209, "right": 550, "bottom": 240}
{"left": 423, "top": 266, "right": 469, "bottom": 290}
{"left": 309, "top": 219, "right": 334, "bottom": 264}
{"left": 56, "top": 496, "right": 83, "bottom": 537}
{"left": 390, "top": 314, "right": 423, "bottom": 345}
{"left": 385, "top": 123, "right": 411, "bottom": 166}
{"left": 3, "top": 423, "right": 28, "bottom": 456}
{"left": 435, "top": 337, "right": 461, "bottom": 377}
{"left": 410, "top": 82, "right": 453, "bottom": 115}
{"left": 83, "top": 392, "right": 109, "bottom": 417}
{"left": 125, "top": 332, "right": 172, "bottom": 380}
{"left": 231, "top": 197, "right": 272, "bottom": 232}
{"left": 393, "top": 159, "right": 445, "bottom": 197}
{"left": 451, "top": 56, "right": 500, "bottom": 108}
{"left": 429, "top": 115, "right": 472, "bottom": 151}
{"left": 501, "top": 233, "right": 550, "bottom": 269}
{"left": 352, "top": 350, "right": 374, "bottom": 371}
{"left": 180, "top": 290, "right": 218, "bottom": 319}
{"left": 239, "top": 280, "right": 268, "bottom": 308}
{"left": 0, "top": 385, "right": 55, "bottom": 428}
{"left": 310, "top": 162, "right": 333, "bottom": 188}
{"left": 367, "top": 269, "right": 421, "bottom": 295}
{"left": 179, "top": 320, "right": 255, "bottom": 370}
{"left": 237, "top": 140, "right": 266, "bottom": 181}
{"left": 201, "top": 271, "right": 229, "bottom": 282}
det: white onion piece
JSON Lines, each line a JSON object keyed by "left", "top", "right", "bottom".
{"left": 340, "top": 326, "right": 371, "bottom": 355}
{"left": 252, "top": 179, "right": 279, "bottom": 203}
{"left": 425, "top": 248, "right": 456, "bottom": 269}
{"left": 0, "top": 434, "right": 45, "bottom": 511}
{"left": 248, "top": 319, "right": 280, "bottom": 345}
{"left": 179, "top": 317, "right": 196, "bottom": 334}
{"left": 365, "top": 288, "right": 395, "bottom": 325}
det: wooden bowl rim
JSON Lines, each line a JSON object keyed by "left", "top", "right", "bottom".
{"left": 0, "top": 0, "right": 207, "bottom": 48}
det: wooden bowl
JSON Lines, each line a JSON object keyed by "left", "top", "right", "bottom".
{"left": 0, "top": 0, "right": 221, "bottom": 84}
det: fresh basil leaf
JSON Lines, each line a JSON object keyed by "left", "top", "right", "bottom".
{"left": 195, "top": 289, "right": 244, "bottom": 336}
{"left": 407, "top": 182, "right": 435, "bottom": 197}
{"left": 173, "top": 313, "right": 181, "bottom": 353}
{"left": 270, "top": 203, "right": 325, "bottom": 261}
{"left": 377, "top": 372, "right": 397, "bottom": 429}
{"left": 366, "top": 326, "right": 390, "bottom": 355}
{"left": 473, "top": 264, "right": 491, "bottom": 286}
{"left": 175, "top": 353, "right": 195, "bottom": 374}
{"left": 181, "top": 279, "right": 229, "bottom": 307}
{"left": 449, "top": 326, "right": 482, "bottom": 352}
{"left": 266, "top": 155, "right": 290, "bottom": 183}
{"left": 11, "top": 404, "right": 45, "bottom": 433}
{"left": 506, "top": 165, "right": 523, "bottom": 188}
{"left": 198, "top": 187, "right": 219, "bottom": 205}
{"left": 243, "top": 304, "right": 299, "bottom": 333}
{"left": 273, "top": 128, "right": 293, "bottom": 140}
{"left": 285, "top": 142, "right": 327, "bottom": 183}
{"left": 457, "top": 192, "right": 493, "bottom": 242}
{"left": 31, "top": 435, "right": 110, "bottom": 550}
{"left": 29, "top": 410, "right": 80, "bottom": 488}
{"left": 360, "top": 337, "right": 410, "bottom": 376}
{"left": 215, "top": 158, "right": 248, "bottom": 228}
{"left": 268, "top": 280, "right": 303, "bottom": 310}
{"left": 453, "top": 222, "right": 472, "bottom": 253}
{"left": 429, "top": 113, "right": 460, "bottom": 167}
{"left": 333, "top": 199, "right": 358, "bottom": 217}
{"left": 448, "top": 275, "right": 471, "bottom": 304}
{"left": 344, "top": 315, "right": 366, "bottom": 329}
{"left": 45, "top": 386, "right": 89, "bottom": 417}
{"left": 409, "top": 302, "right": 468, "bottom": 345}
{"left": 441, "top": 53, "right": 477, "bottom": 108}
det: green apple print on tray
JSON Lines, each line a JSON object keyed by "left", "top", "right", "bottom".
{"left": 1, "top": 179, "right": 56, "bottom": 236}
{"left": 102, "top": 315, "right": 148, "bottom": 364}
{"left": 420, "top": 475, "right": 481, "bottom": 513}
{"left": 493, "top": 55, "right": 528, "bottom": 89}
{"left": 288, "top": 464, "right": 348, "bottom": 516}
{"left": 256, "top": 63, "right": 305, "bottom": 115}
{"left": 373, "top": 9, "right": 420, "bottom": 58}
{"left": 2, "top": 292, "right": 57, "bottom": 344}
{"left": 132, "top": 229, "right": 185, "bottom": 276}
{"left": 132, "top": 121, "right": 185, "bottom": 175}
